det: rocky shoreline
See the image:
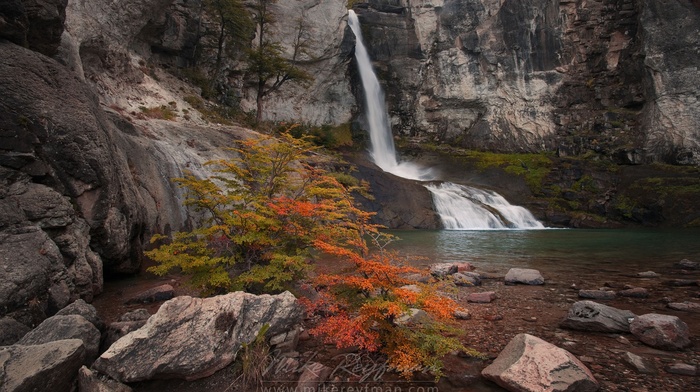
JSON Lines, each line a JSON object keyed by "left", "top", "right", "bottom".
{"left": 2, "top": 258, "right": 698, "bottom": 392}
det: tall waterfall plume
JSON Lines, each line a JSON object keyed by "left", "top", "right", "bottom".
{"left": 348, "top": 10, "right": 543, "bottom": 230}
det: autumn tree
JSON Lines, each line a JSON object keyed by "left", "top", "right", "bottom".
{"left": 146, "top": 130, "right": 370, "bottom": 294}
{"left": 247, "top": 0, "right": 313, "bottom": 123}
{"left": 147, "top": 128, "right": 474, "bottom": 378}
{"left": 305, "top": 231, "right": 477, "bottom": 379}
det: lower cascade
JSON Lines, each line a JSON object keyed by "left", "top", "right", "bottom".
{"left": 348, "top": 10, "right": 544, "bottom": 230}
{"left": 426, "top": 183, "right": 544, "bottom": 229}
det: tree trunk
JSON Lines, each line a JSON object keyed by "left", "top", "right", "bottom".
{"left": 256, "top": 87, "right": 264, "bottom": 124}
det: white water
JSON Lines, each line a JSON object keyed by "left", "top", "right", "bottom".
{"left": 348, "top": 10, "right": 543, "bottom": 230}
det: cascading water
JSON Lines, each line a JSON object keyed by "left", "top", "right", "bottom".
{"left": 348, "top": 10, "right": 543, "bottom": 230}
{"left": 347, "top": 10, "right": 431, "bottom": 181}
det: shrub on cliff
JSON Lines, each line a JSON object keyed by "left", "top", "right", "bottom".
{"left": 146, "top": 130, "right": 368, "bottom": 294}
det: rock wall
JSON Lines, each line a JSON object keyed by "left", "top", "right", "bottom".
{"left": 352, "top": 0, "right": 700, "bottom": 164}
{"left": 0, "top": 0, "right": 252, "bottom": 325}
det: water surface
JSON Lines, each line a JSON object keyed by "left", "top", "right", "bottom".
{"left": 387, "top": 228, "right": 700, "bottom": 276}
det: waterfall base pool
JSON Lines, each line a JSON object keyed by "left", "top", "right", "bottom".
{"left": 387, "top": 228, "right": 700, "bottom": 276}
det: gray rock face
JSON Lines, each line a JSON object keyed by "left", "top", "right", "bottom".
{"left": 482, "top": 333, "right": 599, "bottom": 392}
{"left": 629, "top": 313, "right": 691, "bottom": 350}
{"left": 352, "top": 1, "right": 700, "bottom": 163}
{"left": 0, "top": 339, "right": 86, "bottom": 392}
{"left": 561, "top": 301, "right": 635, "bottom": 333}
{"left": 18, "top": 314, "right": 101, "bottom": 363}
{"left": 93, "top": 291, "right": 303, "bottom": 382}
{"left": 505, "top": 268, "right": 544, "bottom": 285}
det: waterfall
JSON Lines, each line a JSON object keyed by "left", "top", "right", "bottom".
{"left": 348, "top": 10, "right": 544, "bottom": 230}
{"left": 347, "top": 10, "right": 431, "bottom": 181}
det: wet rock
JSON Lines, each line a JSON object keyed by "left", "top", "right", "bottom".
{"left": 630, "top": 314, "right": 691, "bottom": 350}
{"left": 667, "top": 302, "right": 700, "bottom": 313}
{"left": 125, "top": 284, "right": 175, "bottom": 304}
{"left": 665, "top": 362, "right": 697, "bottom": 376}
{"left": 505, "top": 268, "right": 544, "bottom": 285}
{"left": 619, "top": 287, "right": 649, "bottom": 298}
{"left": 482, "top": 333, "right": 599, "bottom": 392}
{"left": 297, "top": 362, "right": 332, "bottom": 392}
{"left": 78, "top": 366, "right": 133, "bottom": 392}
{"left": 622, "top": 352, "right": 657, "bottom": 374}
{"left": 430, "top": 263, "right": 458, "bottom": 278}
{"left": 17, "top": 314, "right": 100, "bottom": 363}
{"left": 453, "top": 272, "right": 481, "bottom": 286}
{"left": 0, "top": 316, "right": 30, "bottom": 346}
{"left": 56, "top": 299, "right": 104, "bottom": 330}
{"left": 636, "top": 271, "right": 659, "bottom": 278}
{"left": 578, "top": 290, "right": 616, "bottom": 300}
{"left": 93, "top": 291, "right": 302, "bottom": 382}
{"left": 674, "top": 259, "right": 700, "bottom": 270}
{"left": 560, "top": 301, "right": 635, "bottom": 333}
{"left": 467, "top": 292, "right": 497, "bottom": 303}
{"left": 0, "top": 339, "right": 85, "bottom": 392}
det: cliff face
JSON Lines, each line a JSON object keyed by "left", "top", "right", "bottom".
{"left": 352, "top": 0, "right": 700, "bottom": 165}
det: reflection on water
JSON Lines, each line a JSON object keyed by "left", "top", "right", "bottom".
{"left": 387, "top": 229, "right": 700, "bottom": 275}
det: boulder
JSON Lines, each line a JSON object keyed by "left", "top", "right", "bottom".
{"left": 0, "top": 316, "right": 30, "bottom": 346}
{"left": 17, "top": 314, "right": 101, "bottom": 363}
{"left": 578, "top": 290, "right": 616, "bottom": 300}
{"left": 93, "top": 291, "right": 302, "bottom": 382}
{"left": 560, "top": 301, "right": 635, "bottom": 333}
{"left": 78, "top": 366, "right": 133, "bottom": 392}
{"left": 629, "top": 313, "right": 691, "bottom": 350}
{"left": 430, "top": 263, "right": 458, "bottom": 278}
{"left": 667, "top": 302, "right": 700, "bottom": 313}
{"left": 467, "top": 292, "right": 497, "bottom": 304}
{"left": 0, "top": 339, "right": 85, "bottom": 392}
{"left": 505, "top": 268, "right": 545, "bottom": 285}
{"left": 453, "top": 272, "right": 481, "bottom": 286}
{"left": 56, "top": 298, "right": 104, "bottom": 330}
{"left": 124, "top": 284, "right": 174, "bottom": 304}
{"left": 482, "top": 333, "right": 599, "bottom": 392}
